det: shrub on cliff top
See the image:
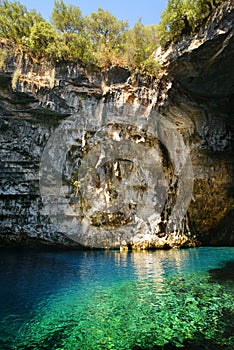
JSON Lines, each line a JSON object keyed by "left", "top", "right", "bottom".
{"left": 0, "top": 0, "right": 223, "bottom": 75}
{"left": 0, "top": 0, "right": 161, "bottom": 76}
{"left": 122, "top": 21, "right": 159, "bottom": 73}
{"left": 0, "top": 0, "right": 42, "bottom": 44}
{"left": 158, "top": 0, "right": 223, "bottom": 47}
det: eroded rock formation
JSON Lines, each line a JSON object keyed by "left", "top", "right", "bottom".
{"left": 0, "top": 0, "right": 233, "bottom": 248}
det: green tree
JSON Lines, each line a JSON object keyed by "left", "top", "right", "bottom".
{"left": 0, "top": 0, "right": 162, "bottom": 73}
{"left": 191, "top": 0, "right": 222, "bottom": 28}
{"left": 123, "top": 21, "right": 146, "bottom": 68}
{"left": 157, "top": 0, "right": 189, "bottom": 47}
{"left": 122, "top": 21, "right": 159, "bottom": 74}
{"left": 158, "top": 0, "right": 223, "bottom": 48}
{"left": 51, "top": 0, "right": 83, "bottom": 34}
{"left": 85, "top": 8, "right": 128, "bottom": 66}
{"left": 0, "top": 0, "right": 42, "bottom": 44}
{"left": 51, "top": 0, "right": 93, "bottom": 62}
{"left": 64, "top": 32, "right": 94, "bottom": 62}
{"left": 29, "top": 21, "right": 60, "bottom": 58}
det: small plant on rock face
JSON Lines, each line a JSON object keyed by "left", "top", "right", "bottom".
{"left": 140, "top": 56, "right": 161, "bottom": 76}
{"left": 0, "top": 49, "right": 8, "bottom": 70}
{"left": 49, "top": 67, "right": 55, "bottom": 89}
{"left": 11, "top": 67, "right": 21, "bottom": 89}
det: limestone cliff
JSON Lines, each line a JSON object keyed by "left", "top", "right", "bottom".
{"left": 0, "top": 0, "right": 233, "bottom": 248}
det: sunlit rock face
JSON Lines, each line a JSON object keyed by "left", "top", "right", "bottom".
{"left": 0, "top": 1, "right": 233, "bottom": 248}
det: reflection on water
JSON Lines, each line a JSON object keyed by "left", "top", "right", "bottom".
{"left": 113, "top": 247, "right": 233, "bottom": 280}
{"left": 0, "top": 247, "right": 234, "bottom": 349}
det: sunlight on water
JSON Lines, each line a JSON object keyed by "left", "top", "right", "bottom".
{"left": 0, "top": 247, "right": 233, "bottom": 349}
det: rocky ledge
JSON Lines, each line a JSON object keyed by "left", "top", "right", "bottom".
{"left": 0, "top": 0, "right": 233, "bottom": 249}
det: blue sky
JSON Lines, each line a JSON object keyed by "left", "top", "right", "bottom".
{"left": 19, "top": 0, "right": 168, "bottom": 27}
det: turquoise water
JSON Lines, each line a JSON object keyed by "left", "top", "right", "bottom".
{"left": 0, "top": 247, "right": 233, "bottom": 349}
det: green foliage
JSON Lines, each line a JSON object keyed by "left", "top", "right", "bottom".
{"left": 158, "top": 0, "right": 223, "bottom": 47}
{"left": 29, "top": 21, "right": 60, "bottom": 58}
{"left": 140, "top": 56, "right": 161, "bottom": 76}
{"left": 63, "top": 32, "right": 94, "bottom": 62}
{"left": 123, "top": 21, "right": 159, "bottom": 75}
{"left": 0, "top": 0, "right": 224, "bottom": 74}
{"left": 0, "top": 0, "right": 42, "bottom": 43}
{"left": 85, "top": 8, "right": 128, "bottom": 50}
{"left": 123, "top": 21, "right": 148, "bottom": 68}
{"left": 0, "top": 0, "right": 163, "bottom": 75}
{"left": 51, "top": 0, "right": 83, "bottom": 34}
{"left": 85, "top": 8, "right": 128, "bottom": 67}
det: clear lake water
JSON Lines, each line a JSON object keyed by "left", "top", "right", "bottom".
{"left": 0, "top": 247, "right": 233, "bottom": 349}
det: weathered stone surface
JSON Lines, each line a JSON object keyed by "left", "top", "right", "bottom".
{"left": 0, "top": 1, "right": 233, "bottom": 248}
{"left": 156, "top": 0, "right": 234, "bottom": 246}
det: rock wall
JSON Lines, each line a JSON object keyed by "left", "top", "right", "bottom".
{"left": 156, "top": 0, "right": 234, "bottom": 245}
{"left": 0, "top": 0, "right": 233, "bottom": 248}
